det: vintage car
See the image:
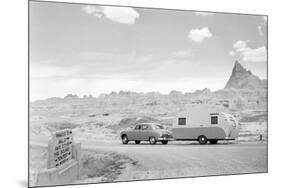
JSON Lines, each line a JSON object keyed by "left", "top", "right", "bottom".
{"left": 120, "top": 123, "right": 173, "bottom": 144}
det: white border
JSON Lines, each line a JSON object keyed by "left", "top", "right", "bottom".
{"left": 0, "top": 0, "right": 280, "bottom": 188}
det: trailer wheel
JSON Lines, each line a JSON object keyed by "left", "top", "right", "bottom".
{"left": 149, "top": 137, "right": 157, "bottom": 144}
{"left": 198, "top": 135, "right": 208, "bottom": 145}
{"left": 210, "top": 140, "right": 218, "bottom": 144}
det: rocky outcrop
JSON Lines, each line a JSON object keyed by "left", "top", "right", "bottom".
{"left": 224, "top": 61, "right": 267, "bottom": 90}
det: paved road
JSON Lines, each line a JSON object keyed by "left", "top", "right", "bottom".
{"left": 30, "top": 138, "right": 267, "bottom": 180}
{"left": 80, "top": 140, "right": 268, "bottom": 180}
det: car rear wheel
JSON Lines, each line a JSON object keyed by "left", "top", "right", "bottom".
{"left": 122, "top": 135, "right": 129, "bottom": 144}
{"left": 135, "top": 140, "right": 141, "bottom": 144}
{"left": 210, "top": 140, "right": 218, "bottom": 144}
{"left": 198, "top": 135, "right": 208, "bottom": 145}
{"left": 162, "top": 140, "right": 168, "bottom": 145}
{"left": 149, "top": 137, "right": 156, "bottom": 144}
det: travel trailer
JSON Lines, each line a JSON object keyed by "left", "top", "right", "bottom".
{"left": 171, "top": 106, "right": 239, "bottom": 144}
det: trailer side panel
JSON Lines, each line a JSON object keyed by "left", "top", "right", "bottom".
{"left": 172, "top": 127, "right": 226, "bottom": 140}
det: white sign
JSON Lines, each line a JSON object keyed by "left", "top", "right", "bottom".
{"left": 48, "top": 129, "right": 74, "bottom": 168}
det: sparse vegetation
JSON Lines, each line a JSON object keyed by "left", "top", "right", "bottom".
{"left": 80, "top": 150, "right": 137, "bottom": 182}
{"left": 240, "top": 113, "right": 267, "bottom": 122}
{"left": 46, "top": 122, "right": 79, "bottom": 130}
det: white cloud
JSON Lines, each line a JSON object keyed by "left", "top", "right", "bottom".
{"left": 231, "top": 40, "right": 267, "bottom": 62}
{"left": 258, "top": 25, "right": 263, "bottom": 36}
{"left": 173, "top": 50, "right": 193, "bottom": 57}
{"left": 188, "top": 27, "right": 212, "bottom": 43}
{"left": 194, "top": 12, "right": 214, "bottom": 16}
{"left": 82, "top": 5, "right": 102, "bottom": 16}
{"left": 257, "top": 16, "right": 267, "bottom": 37}
{"left": 30, "top": 63, "right": 78, "bottom": 80}
{"left": 262, "top": 16, "right": 267, "bottom": 24}
{"left": 229, "top": 51, "right": 235, "bottom": 56}
{"left": 82, "top": 5, "right": 139, "bottom": 24}
{"left": 241, "top": 46, "right": 267, "bottom": 62}
{"left": 233, "top": 40, "right": 248, "bottom": 49}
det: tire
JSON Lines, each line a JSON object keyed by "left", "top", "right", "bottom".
{"left": 210, "top": 140, "right": 218, "bottom": 144}
{"left": 149, "top": 137, "right": 157, "bottom": 144}
{"left": 122, "top": 135, "right": 129, "bottom": 144}
{"left": 135, "top": 140, "right": 141, "bottom": 144}
{"left": 198, "top": 135, "right": 208, "bottom": 145}
{"left": 162, "top": 140, "right": 168, "bottom": 145}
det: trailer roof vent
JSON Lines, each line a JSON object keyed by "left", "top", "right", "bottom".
{"left": 210, "top": 112, "right": 219, "bottom": 116}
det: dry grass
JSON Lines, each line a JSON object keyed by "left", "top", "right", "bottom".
{"left": 29, "top": 144, "right": 138, "bottom": 185}
{"left": 79, "top": 150, "right": 137, "bottom": 183}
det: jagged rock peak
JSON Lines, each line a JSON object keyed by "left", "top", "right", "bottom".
{"left": 224, "top": 60, "right": 267, "bottom": 90}
{"left": 231, "top": 61, "right": 249, "bottom": 75}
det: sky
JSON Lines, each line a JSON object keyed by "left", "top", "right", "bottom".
{"left": 29, "top": 1, "right": 268, "bottom": 101}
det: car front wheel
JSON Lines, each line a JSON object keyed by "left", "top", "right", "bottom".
{"left": 149, "top": 137, "right": 157, "bottom": 144}
{"left": 122, "top": 135, "right": 129, "bottom": 144}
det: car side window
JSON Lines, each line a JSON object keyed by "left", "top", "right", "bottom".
{"left": 140, "top": 124, "right": 149, "bottom": 130}
{"left": 134, "top": 125, "right": 141, "bottom": 130}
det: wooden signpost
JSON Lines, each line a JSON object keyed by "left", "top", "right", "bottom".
{"left": 47, "top": 129, "right": 74, "bottom": 168}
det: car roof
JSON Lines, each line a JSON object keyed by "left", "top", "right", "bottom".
{"left": 135, "top": 122, "right": 160, "bottom": 126}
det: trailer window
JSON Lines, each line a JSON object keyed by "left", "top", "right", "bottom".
{"left": 211, "top": 116, "right": 218, "bottom": 124}
{"left": 178, "top": 118, "right": 186, "bottom": 126}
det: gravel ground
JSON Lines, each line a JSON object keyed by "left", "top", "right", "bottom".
{"left": 81, "top": 141, "right": 267, "bottom": 181}
{"left": 29, "top": 139, "right": 267, "bottom": 185}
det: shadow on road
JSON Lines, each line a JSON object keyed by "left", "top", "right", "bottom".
{"left": 120, "top": 141, "right": 238, "bottom": 146}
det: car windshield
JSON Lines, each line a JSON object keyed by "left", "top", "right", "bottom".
{"left": 154, "top": 125, "right": 164, "bottom": 129}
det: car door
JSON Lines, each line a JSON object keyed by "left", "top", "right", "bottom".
{"left": 139, "top": 124, "right": 150, "bottom": 141}
{"left": 128, "top": 125, "right": 141, "bottom": 140}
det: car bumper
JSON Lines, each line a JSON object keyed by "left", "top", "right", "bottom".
{"left": 223, "top": 137, "right": 236, "bottom": 140}
{"left": 157, "top": 137, "right": 174, "bottom": 141}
